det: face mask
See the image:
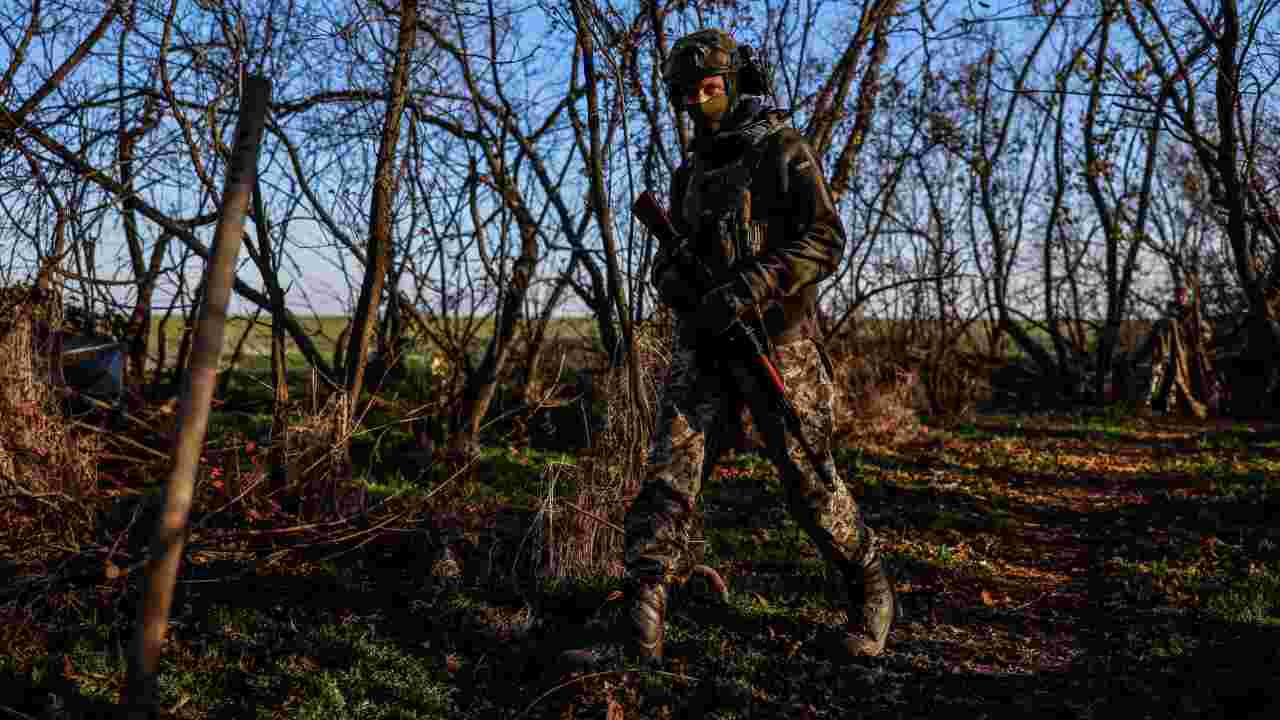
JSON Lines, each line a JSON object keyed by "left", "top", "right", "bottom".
{"left": 693, "top": 94, "right": 730, "bottom": 128}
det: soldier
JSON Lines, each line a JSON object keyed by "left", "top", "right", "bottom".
{"left": 621, "top": 28, "right": 896, "bottom": 662}
{"left": 1148, "top": 281, "right": 1214, "bottom": 419}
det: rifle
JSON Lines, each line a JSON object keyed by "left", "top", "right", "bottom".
{"left": 631, "top": 190, "right": 838, "bottom": 491}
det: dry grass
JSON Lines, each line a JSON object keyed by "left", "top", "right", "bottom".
{"left": 283, "top": 384, "right": 371, "bottom": 520}
{"left": 534, "top": 315, "right": 674, "bottom": 580}
{"left": 828, "top": 346, "right": 928, "bottom": 447}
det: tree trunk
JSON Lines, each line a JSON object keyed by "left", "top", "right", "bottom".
{"left": 124, "top": 75, "right": 269, "bottom": 715}
{"left": 170, "top": 279, "right": 205, "bottom": 397}
{"left": 570, "top": 0, "right": 643, "bottom": 471}
{"left": 248, "top": 176, "right": 293, "bottom": 491}
{"left": 517, "top": 258, "right": 578, "bottom": 406}
{"left": 216, "top": 309, "right": 260, "bottom": 397}
{"left": 270, "top": 312, "right": 291, "bottom": 492}
{"left": 1214, "top": 0, "right": 1280, "bottom": 414}
{"left": 343, "top": 0, "right": 418, "bottom": 410}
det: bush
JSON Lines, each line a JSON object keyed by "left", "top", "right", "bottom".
{"left": 828, "top": 348, "right": 926, "bottom": 446}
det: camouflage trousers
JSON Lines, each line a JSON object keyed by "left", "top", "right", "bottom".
{"left": 625, "top": 333, "right": 876, "bottom": 592}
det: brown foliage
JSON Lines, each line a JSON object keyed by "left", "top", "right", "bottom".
{"left": 0, "top": 287, "right": 98, "bottom": 498}
{"left": 827, "top": 345, "right": 928, "bottom": 447}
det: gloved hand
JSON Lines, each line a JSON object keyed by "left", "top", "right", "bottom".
{"left": 681, "top": 279, "right": 749, "bottom": 346}
{"left": 650, "top": 242, "right": 700, "bottom": 311}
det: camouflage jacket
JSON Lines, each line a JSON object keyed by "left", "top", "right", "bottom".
{"left": 664, "top": 99, "right": 846, "bottom": 344}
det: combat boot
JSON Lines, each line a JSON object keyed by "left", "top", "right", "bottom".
{"left": 840, "top": 554, "right": 896, "bottom": 658}
{"left": 628, "top": 579, "right": 668, "bottom": 661}
{"left": 552, "top": 579, "right": 668, "bottom": 674}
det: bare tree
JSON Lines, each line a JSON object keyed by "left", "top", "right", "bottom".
{"left": 125, "top": 74, "right": 269, "bottom": 714}
{"left": 342, "top": 0, "right": 420, "bottom": 410}
{"left": 413, "top": 0, "right": 589, "bottom": 455}
{"left": 1123, "top": 0, "right": 1280, "bottom": 412}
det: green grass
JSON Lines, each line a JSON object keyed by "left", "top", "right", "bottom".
{"left": 1204, "top": 563, "right": 1280, "bottom": 626}
{"left": 44, "top": 603, "right": 459, "bottom": 718}
{"left": 13, "top": 407, "right": 1280, "bottom": 717}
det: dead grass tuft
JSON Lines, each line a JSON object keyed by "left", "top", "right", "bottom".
{"left": 283, "top": 385, "right": 366, "bottom": 520}
{"left": 534, "top": 315, "right": 674, "bottom": 579}
{"left": 829, "top": 348, "right": 926, "bottom": 447}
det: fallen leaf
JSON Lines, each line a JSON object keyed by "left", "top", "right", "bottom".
{"left": 607, "top": 698, "right": 624, "bottom": 720}
{"left": 104, "top": 560, "right": 122, "bottom": 580}
{"left": 980, "top": 589, "right": 995, "bottom": 606}
{"left": 605, "top": 590, "right": 624, "bottom": 602}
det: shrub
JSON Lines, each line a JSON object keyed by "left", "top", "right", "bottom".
{"left": 828, "top": 348, "right": 926, "bottom": 447}
{"left": 0, "top": 285, "right": 99, "bottom": 563}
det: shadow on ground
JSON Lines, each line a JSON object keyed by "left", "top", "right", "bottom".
{"left": 4, "top": 416, "right": 1280, "bottom": 718}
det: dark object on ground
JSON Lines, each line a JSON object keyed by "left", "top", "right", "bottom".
{"left": 58, "top": 334, "right": 126, "bottom": 416}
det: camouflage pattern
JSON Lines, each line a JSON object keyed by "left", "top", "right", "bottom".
{"left": 626, "top": 29, "right": 887, "bottom": 654}
{"left": 625, "top": 324, "right": 875, "bottom": 588}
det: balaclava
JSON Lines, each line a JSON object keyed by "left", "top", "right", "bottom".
{"left": 662, "top": 29, "right": 741, "bottom": 135}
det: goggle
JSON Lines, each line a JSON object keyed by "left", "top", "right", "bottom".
{"left": 662, "top": 41, "right": 737, "bottom": 94}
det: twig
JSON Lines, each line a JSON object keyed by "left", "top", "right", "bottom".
{"left": 70, "top": 419, "right": 169, "bottom": 460}
{"left": 0, "top": 703, "right": 36, "bottom": 719}
{"left": 190, "top": 515, "right": 355, "bottom": 539}
{"left": 479, "top": 350, "right": 573, "bottom": 435}
{"left": 316, "top": 508, "right": 412, "bottom": 563}
{"left": 103, "top": 496, "right": 146, "bottom": 572}
{"left": 99, "top": 451, "right": 161, "bottom": 465}
{"left": 563, "top": 499, "right": 624, "bottom": 535}
{"left": 516, "top": 668, "right": 700, "bottom": 720}
{"left": 1009, "top": 589, "right": 1054, "bottom": 611}
{"left": 197, "top": 470, "right": 270, "bottom": 524}
{"left": 56, "top": 386, "right": 161, "bottom": 434}
{"left": 0, "top": 489, "right": 73, "bottom": 502}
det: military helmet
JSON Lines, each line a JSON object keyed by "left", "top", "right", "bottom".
{"left": 662, "top": 29, "right": 742, "bottom": 108}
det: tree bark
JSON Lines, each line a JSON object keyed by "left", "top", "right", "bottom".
{"left": 447, "top": 189, "right": 540, "bottom": 456}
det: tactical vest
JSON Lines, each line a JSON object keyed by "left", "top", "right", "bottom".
{"left": 680, "top": 119, "right": 783, "bottom": 280}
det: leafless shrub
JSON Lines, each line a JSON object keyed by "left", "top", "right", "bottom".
{"left": 917, "top": 350, "right": 990, "bottom": 424}
{"left": 284, "top": 387, "right": 366, "bottom": 520}
{"left": 829, "top": 345, "right": 927, "bottom": 447}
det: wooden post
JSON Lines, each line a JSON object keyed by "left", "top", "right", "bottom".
{"left": 122, "top": 75, "right": 270, "bottom": 716}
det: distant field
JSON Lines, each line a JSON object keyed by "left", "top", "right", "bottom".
{"left": 146, "top": 314, "right": 600, "bottom": 369}
{"left": 141, "top": 314, "right": 1157, "bottom": 373}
